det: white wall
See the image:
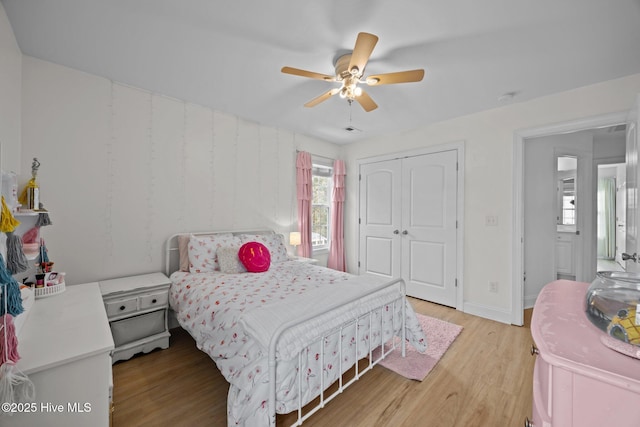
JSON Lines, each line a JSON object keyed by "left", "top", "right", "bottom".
{"left": 20, "top": 56, "right": 342, "bottom": 285}
{"left": 0, "top": 3, "right": 20, "bottom": 171}
{"left": 344, "top": 74, "right": 640, "bottom": 323}
{"left": 0, "top": 3, "right": 21, "bottom": 259}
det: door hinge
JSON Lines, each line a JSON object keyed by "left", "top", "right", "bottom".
{"left": 359, "top": 173, "right": 362, "bottom": 181}
{"left": 455, "top": 278, "right": 458, "bottom": 287}
{"left": 359, "top": 218, "right": 361, "bottom": 224}
{"left": 358, "top": 261, "right": 361, "bottom": 267}
{"left": 456, "top": 220, "right": 458, "bottom": 229}
{"left": 456, "top": 162, "right": 459, "bottom": 171}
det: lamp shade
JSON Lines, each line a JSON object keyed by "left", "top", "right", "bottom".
{"left": 289, "top": 231, "right": 301, "bottom": 246}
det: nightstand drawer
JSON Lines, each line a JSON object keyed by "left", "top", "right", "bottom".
{"left": 110, "top": 310, "right": 166, "bottom": 347}
{"left": 139, "top": 291, "right": 168, "bottom": 310}
{"left": 105, "top": 297, "right": 138, "bottom": 317}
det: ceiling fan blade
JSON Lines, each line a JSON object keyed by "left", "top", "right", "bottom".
{"left": 366, "top": 69, "right": 425, "bottom": 86}
{"left": 281, "top": 66, "right": 335, "bottom": 81}
{"left": 355, "top": 90, "right": 378, "bottom": 112}
{"left": 304, "top": 88, "right": 340, "bottom": 108}
{"left": 348, "top": 32, "right": 379, "bottom": 76}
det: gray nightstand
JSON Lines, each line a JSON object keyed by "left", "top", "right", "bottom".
{"left": 99, "top": 272, "right": 171, "bottom": 363}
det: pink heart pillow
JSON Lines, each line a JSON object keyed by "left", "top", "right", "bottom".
{"left": 238, "top": 242, "right": 271, "bottom": 272}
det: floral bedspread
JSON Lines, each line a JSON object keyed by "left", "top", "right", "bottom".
{"left": 169, "top": 261, "right": 427, "bottom": 426}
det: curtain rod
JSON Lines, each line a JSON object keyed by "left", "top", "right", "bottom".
{"left": 296, "top": 150, "right": 337, "bottom": 163}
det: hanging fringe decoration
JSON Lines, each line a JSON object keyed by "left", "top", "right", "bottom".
{"left": 21, "top": 227, "right": 39, "bottom": 245}
{"left": 0, "top": 286, "right": 35, "bottom": 411}
{"left": 6, "top": 233, "right": 28, "bottom": 275}
{"left": 0, "top": 315, "right": 19, "bottom": 365}
{"left": 0, "top": 282, "right": 23, "bottom": 318}
{"left": 0, "top": 255, "right": 23, "bottom": 317}
{"left": 35, "top": 203, "right": 52, "bottom": 227}
{"left": 0, "top": 362, "right": 35, "bottom": 410}
{"left": 0, "top": 196, "right": 20, "bottom": 233}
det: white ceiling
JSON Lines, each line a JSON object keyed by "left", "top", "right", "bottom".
{"left": 3, "top": 0, "right": 640, "bottom": 144}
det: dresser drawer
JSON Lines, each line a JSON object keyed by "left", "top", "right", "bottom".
{"left": 139, "top": 291, "right": 168, "bottom": 310}
{"left": 110, "top": 310, "right": 166, "bottom": 347}
{"left": 105, "top": 297, "right": 138, "bottom": 317}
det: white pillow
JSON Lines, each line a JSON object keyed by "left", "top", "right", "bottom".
{"left": 239, "top": 233, "right": 289, "bottom": 263}
{"left": 188, "top": 233, "right": 239, "bottom": 273}
{"left": 217, "top": 246, "right": 246, "bottom": 274}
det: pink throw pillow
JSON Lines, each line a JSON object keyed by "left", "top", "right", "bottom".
{"left": 238, "top": 242, "right": 271, "bottom": 273}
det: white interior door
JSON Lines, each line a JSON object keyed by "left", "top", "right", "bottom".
{"left": 625, "top": 96, "right": 639, "bottom": 272}
{"left": 401, "top": 151, "right": 458, "bottom": 307}
{"left": 615, "top": 164, "right": 627, "bottom": 268}
{"left": 358, "top": 160, "right": 401, "bottom": 278}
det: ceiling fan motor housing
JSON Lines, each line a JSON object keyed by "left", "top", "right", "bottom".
{"left": 334, "top": 53, "right": 359, "bottom": 80}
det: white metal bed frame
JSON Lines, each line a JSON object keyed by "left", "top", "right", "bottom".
{"left": 165, "top": 230, "right": 407, "bottom": 426}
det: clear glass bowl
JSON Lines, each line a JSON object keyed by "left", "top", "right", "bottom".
{"left": 586, "top": 271, "right": 640, "bottom": 347}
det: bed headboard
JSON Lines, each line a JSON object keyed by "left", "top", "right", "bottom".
{"left": 164, "top": 229, "right": 276, "bottom": 277}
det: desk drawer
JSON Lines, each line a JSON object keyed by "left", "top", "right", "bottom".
{"left": 110, "top": 310, "right": 165, "bottom": 347}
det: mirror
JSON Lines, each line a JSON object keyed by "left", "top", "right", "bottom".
{"left": 557, "top": 156, "right": 577, "bottom": 227}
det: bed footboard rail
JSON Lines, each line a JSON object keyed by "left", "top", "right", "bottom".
{"left": 267, "top": 277, "right": 407, "bottom": 427}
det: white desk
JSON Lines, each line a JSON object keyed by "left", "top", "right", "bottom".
{"left": 4, "top": 283, "right": 114, "bottom": 427}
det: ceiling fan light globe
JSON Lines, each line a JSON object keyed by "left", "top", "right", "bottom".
{"left": 354, "top": 87, "right": 363, "bottom": 96}
{"left": 366, "top": 77, "right": 380, "bottom": 85}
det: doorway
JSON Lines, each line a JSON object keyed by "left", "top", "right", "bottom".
{"left": 512, "top": 111, "right": 629, "bottom": 325}
{"left": 596, "top": 162, "right": 626, "bottom": 272}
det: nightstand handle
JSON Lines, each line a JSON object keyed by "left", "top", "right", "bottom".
{"left": 119, "top": 305, "right": 126, "bottom": 311}
{"left": 152, "top": 298, "right": 157, "bottom": 304}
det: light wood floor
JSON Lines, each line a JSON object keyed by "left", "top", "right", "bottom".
{"left": 112, "top": 299, "right": 535, "bottom": 427}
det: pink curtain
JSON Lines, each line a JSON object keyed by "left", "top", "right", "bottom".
{"left": 296, "top": 151, "right": 313, "bottom": 257}
{"left": 328, "top": 159, "right": 346, "bottom": 271}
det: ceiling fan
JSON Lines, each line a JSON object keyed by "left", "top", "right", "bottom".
{"left": 281, "top": 32, "right": 424, "bottom": 112}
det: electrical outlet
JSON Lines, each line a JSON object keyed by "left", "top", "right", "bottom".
{"left": 489, "top": 281, "right": 498, "bottom": 293}
{"left": 486, "top": 215, "right": 498, "bottom": 226}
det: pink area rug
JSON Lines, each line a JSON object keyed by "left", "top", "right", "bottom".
{"left": 373, "top": 313, "right": 463, "bottom": 381}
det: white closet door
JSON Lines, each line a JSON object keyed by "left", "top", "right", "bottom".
{"left": 358, "top": 160, "right": 402, "bottom": 278}
{"left": 401, "top": 150, "right": 458, "bottom": 306}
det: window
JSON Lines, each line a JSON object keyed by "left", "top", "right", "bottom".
{"left": 562, "top": 192, "right": 576, "bottom": 225}
{"left": 311, "top": 162, "right": 332, "bottom": 251}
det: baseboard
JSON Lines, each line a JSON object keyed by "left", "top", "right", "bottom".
{"left": 463, "top": 302, "right": 513, "bottom": 325}
{"left": 524, "top": 295, "right": 538, "bottom": 309}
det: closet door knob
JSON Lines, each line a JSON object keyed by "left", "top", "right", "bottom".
{"left": 524, "top": 417, "right": 534, "bottom": 427}
{"left": 393, "top": 230, "right": 400, "bottom": 234}
{"left": 402, "top": 230, "right": 408, "bottom": 235}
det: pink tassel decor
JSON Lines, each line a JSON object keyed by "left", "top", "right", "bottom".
{"left": 0, "top": 314, "right": 20, "bottom": 365}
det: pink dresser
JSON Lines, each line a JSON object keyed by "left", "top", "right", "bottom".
{"left": 528, "top": 280, "right": 640, "bottom": 427}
